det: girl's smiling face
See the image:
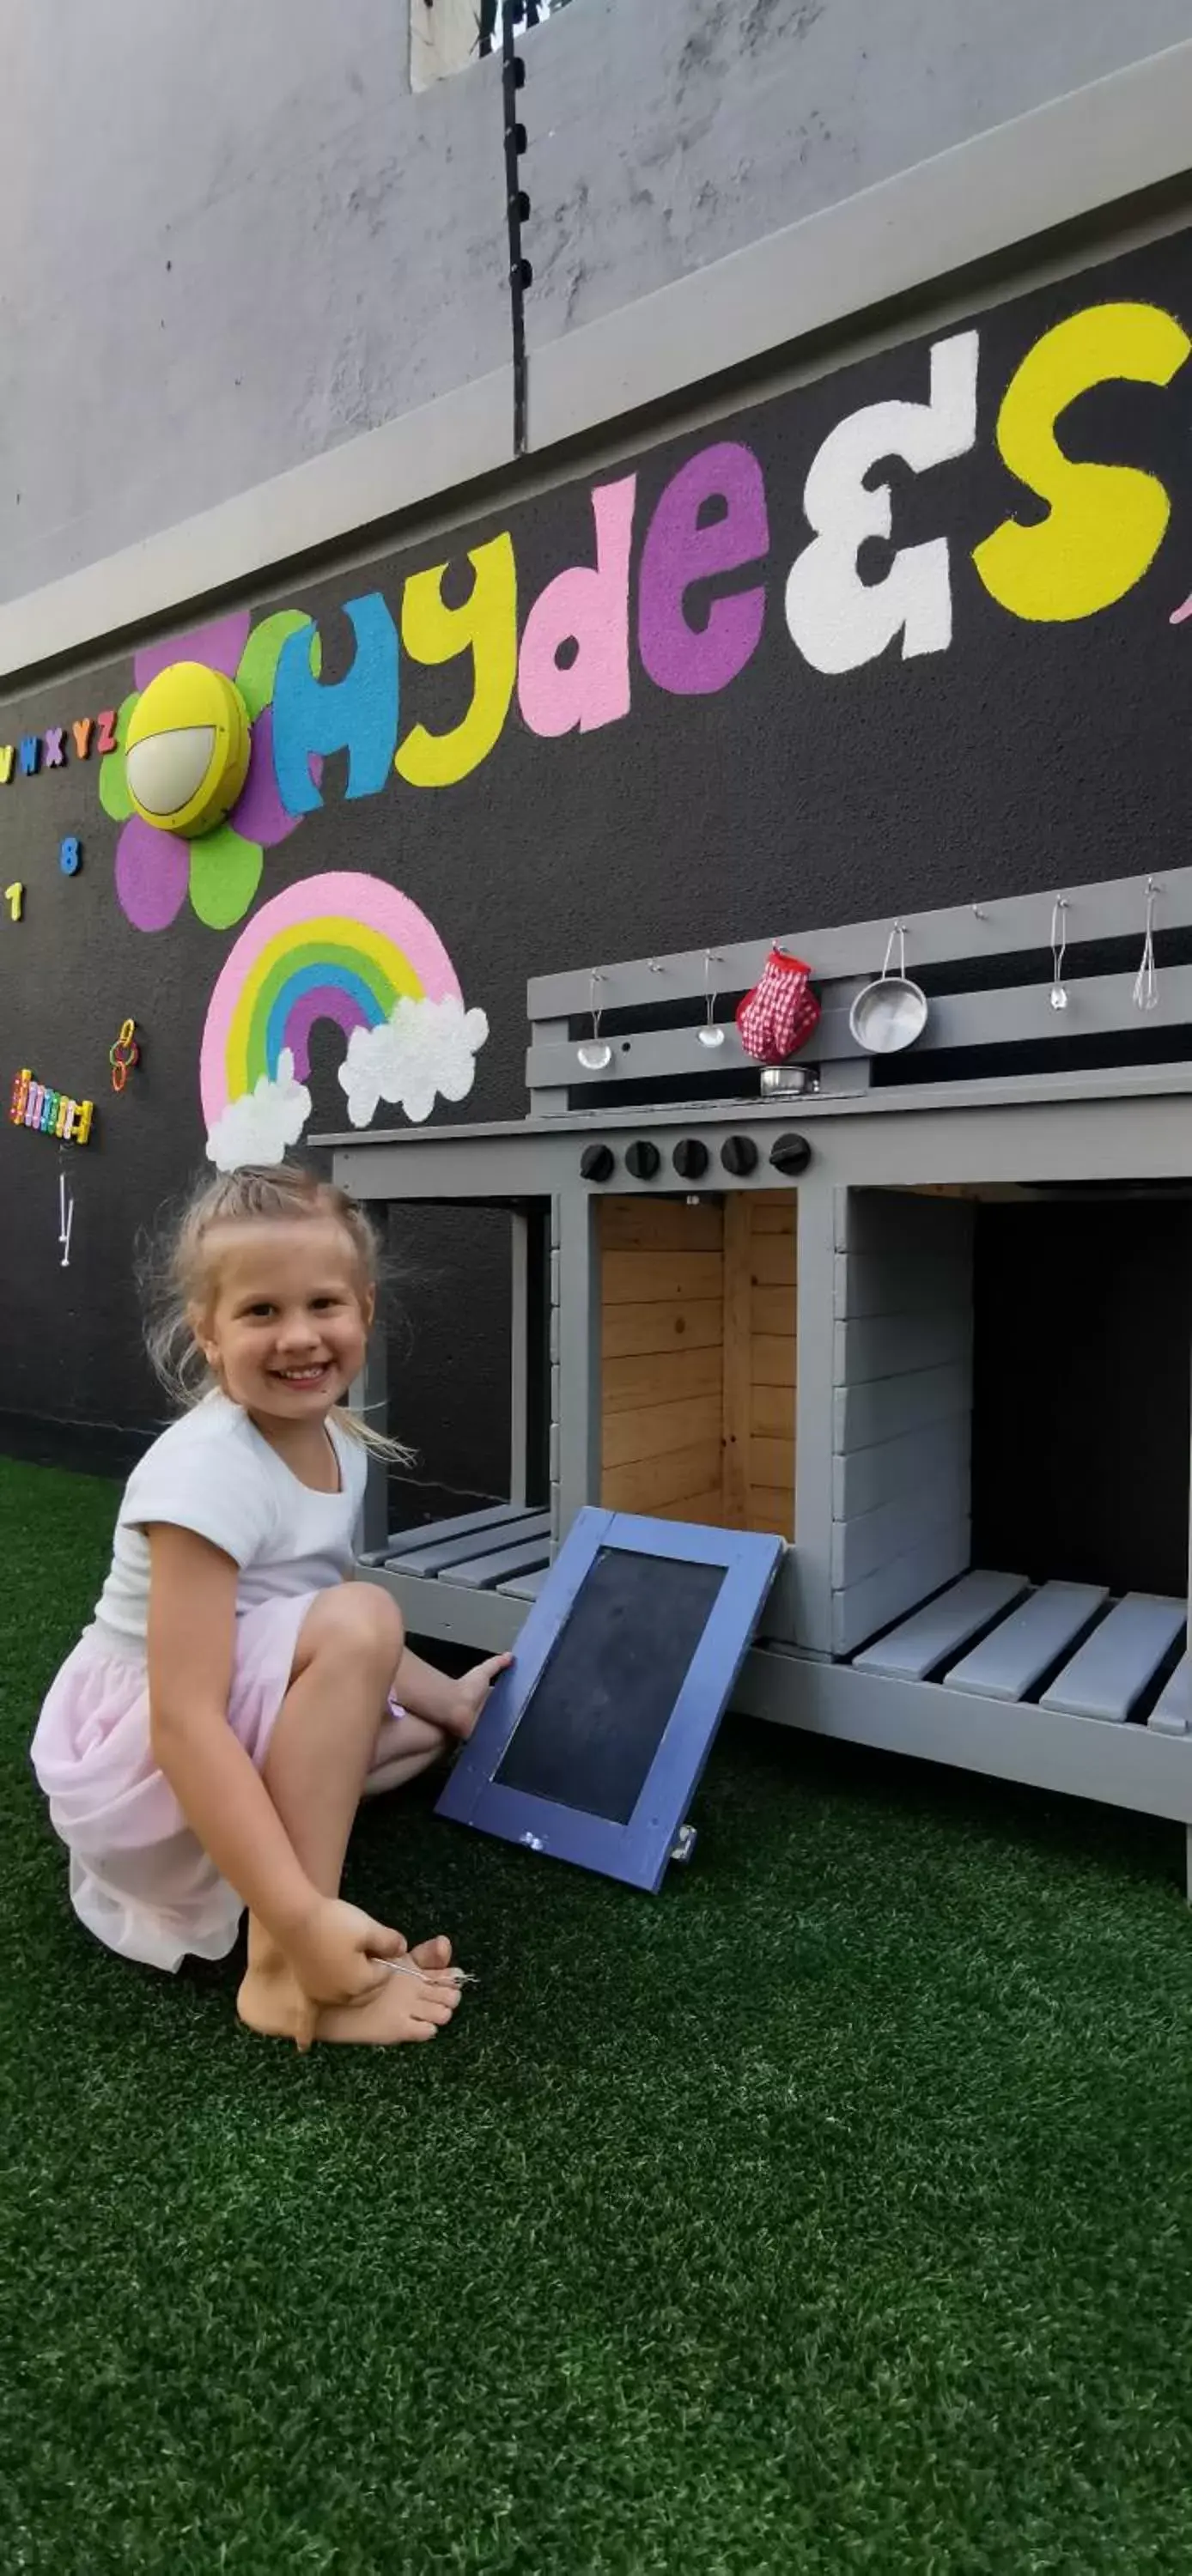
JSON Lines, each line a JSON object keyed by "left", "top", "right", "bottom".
{"left": 192, "top": 1218, "right": 374, "bottom": 1424}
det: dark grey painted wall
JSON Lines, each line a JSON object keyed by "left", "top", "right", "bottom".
{"left": 3, "top": 223, "right": 1192, "bottom": 1514}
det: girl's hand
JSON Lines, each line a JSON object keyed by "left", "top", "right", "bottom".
{"left": 285, "top": 1895, "right": 407, "bottom": 2020}
{"left": 449, "top": 1653, "right": 514, "bottom": 1741}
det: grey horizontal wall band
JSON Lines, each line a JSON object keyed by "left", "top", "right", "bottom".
{"left": 5, "top": 41, "right": 1192, "bottom": 680}
{"left": 528, "top": 39, "right": 1192, "bottom": 452}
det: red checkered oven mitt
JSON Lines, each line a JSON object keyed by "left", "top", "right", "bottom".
{"left": 736, "top": 947, "right": 820, "bottom": 1061}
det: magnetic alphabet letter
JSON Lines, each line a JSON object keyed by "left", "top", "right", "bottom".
{"left": 18, "top": 737, "right": 40, "bottom": 775}
{"left": 71, "top": 718, "right": 93, "bottom": 759}
{"left": 42, "top": 727, "right": 64, "bottom": 769}
{"left": 95, "top": 709, "right": 119, "bottom": 756}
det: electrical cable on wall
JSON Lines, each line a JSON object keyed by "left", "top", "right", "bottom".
{"left": 500, "top": 0, "right": 532, "bottom": 455}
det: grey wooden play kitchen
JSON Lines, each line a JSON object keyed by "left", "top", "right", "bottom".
{"left": 323, "top": 860, "right": 1192, "bottom": 1892}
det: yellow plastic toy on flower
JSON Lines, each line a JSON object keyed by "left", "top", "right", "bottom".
{"left": 124, "top": 663, "right": 251, "bottom": 840}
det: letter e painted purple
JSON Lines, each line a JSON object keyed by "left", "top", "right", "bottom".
{"left": 638, "top": 441, "right": 769, "bottom": 696}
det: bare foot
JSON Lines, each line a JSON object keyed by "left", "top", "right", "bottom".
{"left": 237, "top": 1949, "right": 463, "bottom": 2047}
{"left": 450, "top": 1654, "right": 513, "bottom": 1741}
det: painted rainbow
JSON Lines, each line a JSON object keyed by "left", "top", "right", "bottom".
{"left": 199, "top": 870, "right": 461, "bottom": 1128}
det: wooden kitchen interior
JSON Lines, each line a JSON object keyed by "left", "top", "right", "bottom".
{"left": 598, "top": 1193, "right": 796, "bottom": 1535}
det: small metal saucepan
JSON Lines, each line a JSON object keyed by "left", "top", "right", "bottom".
{"left": 848, "top": 923, "right": 928, "bottom": 1054}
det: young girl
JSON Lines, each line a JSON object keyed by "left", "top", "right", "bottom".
{"left": 32, "top": 1163, "right": 511, "bottom": 2050}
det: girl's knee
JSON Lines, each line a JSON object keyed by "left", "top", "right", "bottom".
{"left": 307, "top": 1584, "right": 404, "bottom": 1674}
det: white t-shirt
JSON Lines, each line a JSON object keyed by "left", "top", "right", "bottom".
{"left": 94, "top": 1393, "right": 368, "bottom": 1643}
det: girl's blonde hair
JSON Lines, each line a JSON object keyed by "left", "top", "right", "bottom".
{"left": 141, "top": 1163, "right": 414, "bottom": 1463}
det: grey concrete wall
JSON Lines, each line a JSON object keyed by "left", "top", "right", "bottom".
{"left": 3, "top": 0, "right": 1191, "bottom": 605}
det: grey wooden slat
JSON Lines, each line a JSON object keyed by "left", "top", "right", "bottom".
{"left": 836, "top": 1194, "right": 973, "bottom": 1255}
{"left": 1041, "top": 1594, "right": 1187, "bottom": 1722}
{"left": 374, "top": 1502, "right": 535, "bottom": 1564}
{"left": 833, "top": 1415, "right": 970, "bottom": 1520}
{"left": 530, "top": 961, "right": 1192, "bottom": 1094}
{"left": 834, "top": 1306, "right": 971, "bottom": 1387}
{"left": 526, "top": 863, "right": 1192, "bottom": 1020}
{"left": 831, "top": 1527, "right": 975, "bottom": 1659}
{"left": 945, "top": 1581, "right": 1109, "bottom": 1702}
{"left": 387, "top": 1512, "right": 551, "bottom": 1577}
{"left": 835, "top": 1360, "right": 970, "bottom": 1455}
{"left": 833, "top": 1249, "right": 973, "bottom": 1321}
{"left": 498, "top": 1564, "right": 551, "bottom": 1601}
{"left": 734, "top": 1644, "right": 1192, "bottom": 1830}
{"left": 832, "top": 1462, "right": 970, "bottom": 1589}
{"left": 452, "top": 1538, "right": 554, "bottom": 1592}
{"left": 852, "top": 1568, "right": 1029, "bottom": 1679}
{"left": 1149, "top": 1650, "right": 1192, "bottom": 1736}
{"left": 525, "top": 995, "right": 865, "bottom": 1095}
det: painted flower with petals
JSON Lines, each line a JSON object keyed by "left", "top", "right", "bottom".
{"left": 101, "top": 610, "right": 319, "bottom": 933}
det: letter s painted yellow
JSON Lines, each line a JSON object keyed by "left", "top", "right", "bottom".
{"left": 973, "top": 302, "right": 1190, "bottom": 622}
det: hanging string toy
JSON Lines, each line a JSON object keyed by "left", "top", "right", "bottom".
{"left": 58, "top": 1162, "right": 74, "bottom": 1271}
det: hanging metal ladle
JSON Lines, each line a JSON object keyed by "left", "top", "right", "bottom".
{"left": 1133, "top": 877, "right": 1160, "bottom": 1013}
{"left": 697, "top": 948, "right": 725, "bottom": 1049}
{"left": 1049, "top": 897, "right": 1069, "bottom": 1012}
{"left": 576, "top": 969, "right": 613, "bottom": 1072}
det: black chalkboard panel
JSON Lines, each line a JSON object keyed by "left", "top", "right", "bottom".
{"left": 495, "top": 1545, "right": 727, "bottom": 1824}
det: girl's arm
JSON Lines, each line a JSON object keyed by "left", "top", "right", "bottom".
{"left": 145, "top": 1523, "right": 318, "bottom": 1946}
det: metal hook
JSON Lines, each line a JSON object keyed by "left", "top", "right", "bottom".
{"left": 880, "top": 920, "right": 908, "bottom": 981}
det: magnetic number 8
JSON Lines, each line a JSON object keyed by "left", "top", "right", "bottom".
{"left": 59, "top": 837, "right": 81, "bottom": 876}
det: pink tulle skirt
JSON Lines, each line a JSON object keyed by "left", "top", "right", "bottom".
{"left": 31, "top": 1592, "right": 315, "bottom": 1974}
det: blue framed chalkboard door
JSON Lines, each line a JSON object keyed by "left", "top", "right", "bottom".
{"left": 435, "top": 1507, "right": 785, "bottom": 1890}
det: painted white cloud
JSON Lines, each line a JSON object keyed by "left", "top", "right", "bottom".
{"left": 338, "top": 993, "right": 490, "bottom": 1129}
{"left": 205, "top": 1048, "right": 313, "bottom": 1173}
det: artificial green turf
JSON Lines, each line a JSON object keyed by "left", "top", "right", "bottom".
{"left": 3, "top": 1455, "right": 1192, "bottom": 2574}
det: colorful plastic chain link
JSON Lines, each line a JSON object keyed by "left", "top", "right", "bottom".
{"left": 109, "top": 1018, "right": 140, "bottom": 1093}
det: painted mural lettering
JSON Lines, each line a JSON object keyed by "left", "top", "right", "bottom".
{"left": 3, "top": 288, "right": 1171, "bottom": 856}
{"left": 786, "top": 332, "right": 980, "bottom": 673}
{"left": 638, "top": 441, "right": 769, "bottom": 696}
{"left": 518, "top": 476, "right": 637, "bottom": 737}
{"left": 395, "top": 533, "right": 517, "bottom": 787}
{"left": 973, "top": 301, "right": 1191, "bottom": 622}
{"left": 251, "top": 298, "right": 1192, "bottom": 815}
{"left": 271, "top": 594, "right": 399, "bottom": 811}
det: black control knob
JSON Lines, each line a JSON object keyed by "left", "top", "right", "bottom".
{"left": 625, "top": 1139, "right": 661, "bottom": 1182}
{"left": 672, "top": 1138, "right": 709, "bottom": 1181}
{"left": 580, "top": 1143, "right": 615, "bottom": 1183}
{"left": 721, "top": 1134, "right": 758, "bottom": 1177}
{"left": 769, "top": 1133, "right": 812, "bottom": 1177}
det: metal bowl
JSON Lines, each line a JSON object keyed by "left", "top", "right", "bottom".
{"left": 848, "top": 974, "right": 929, "bottom": 1054}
